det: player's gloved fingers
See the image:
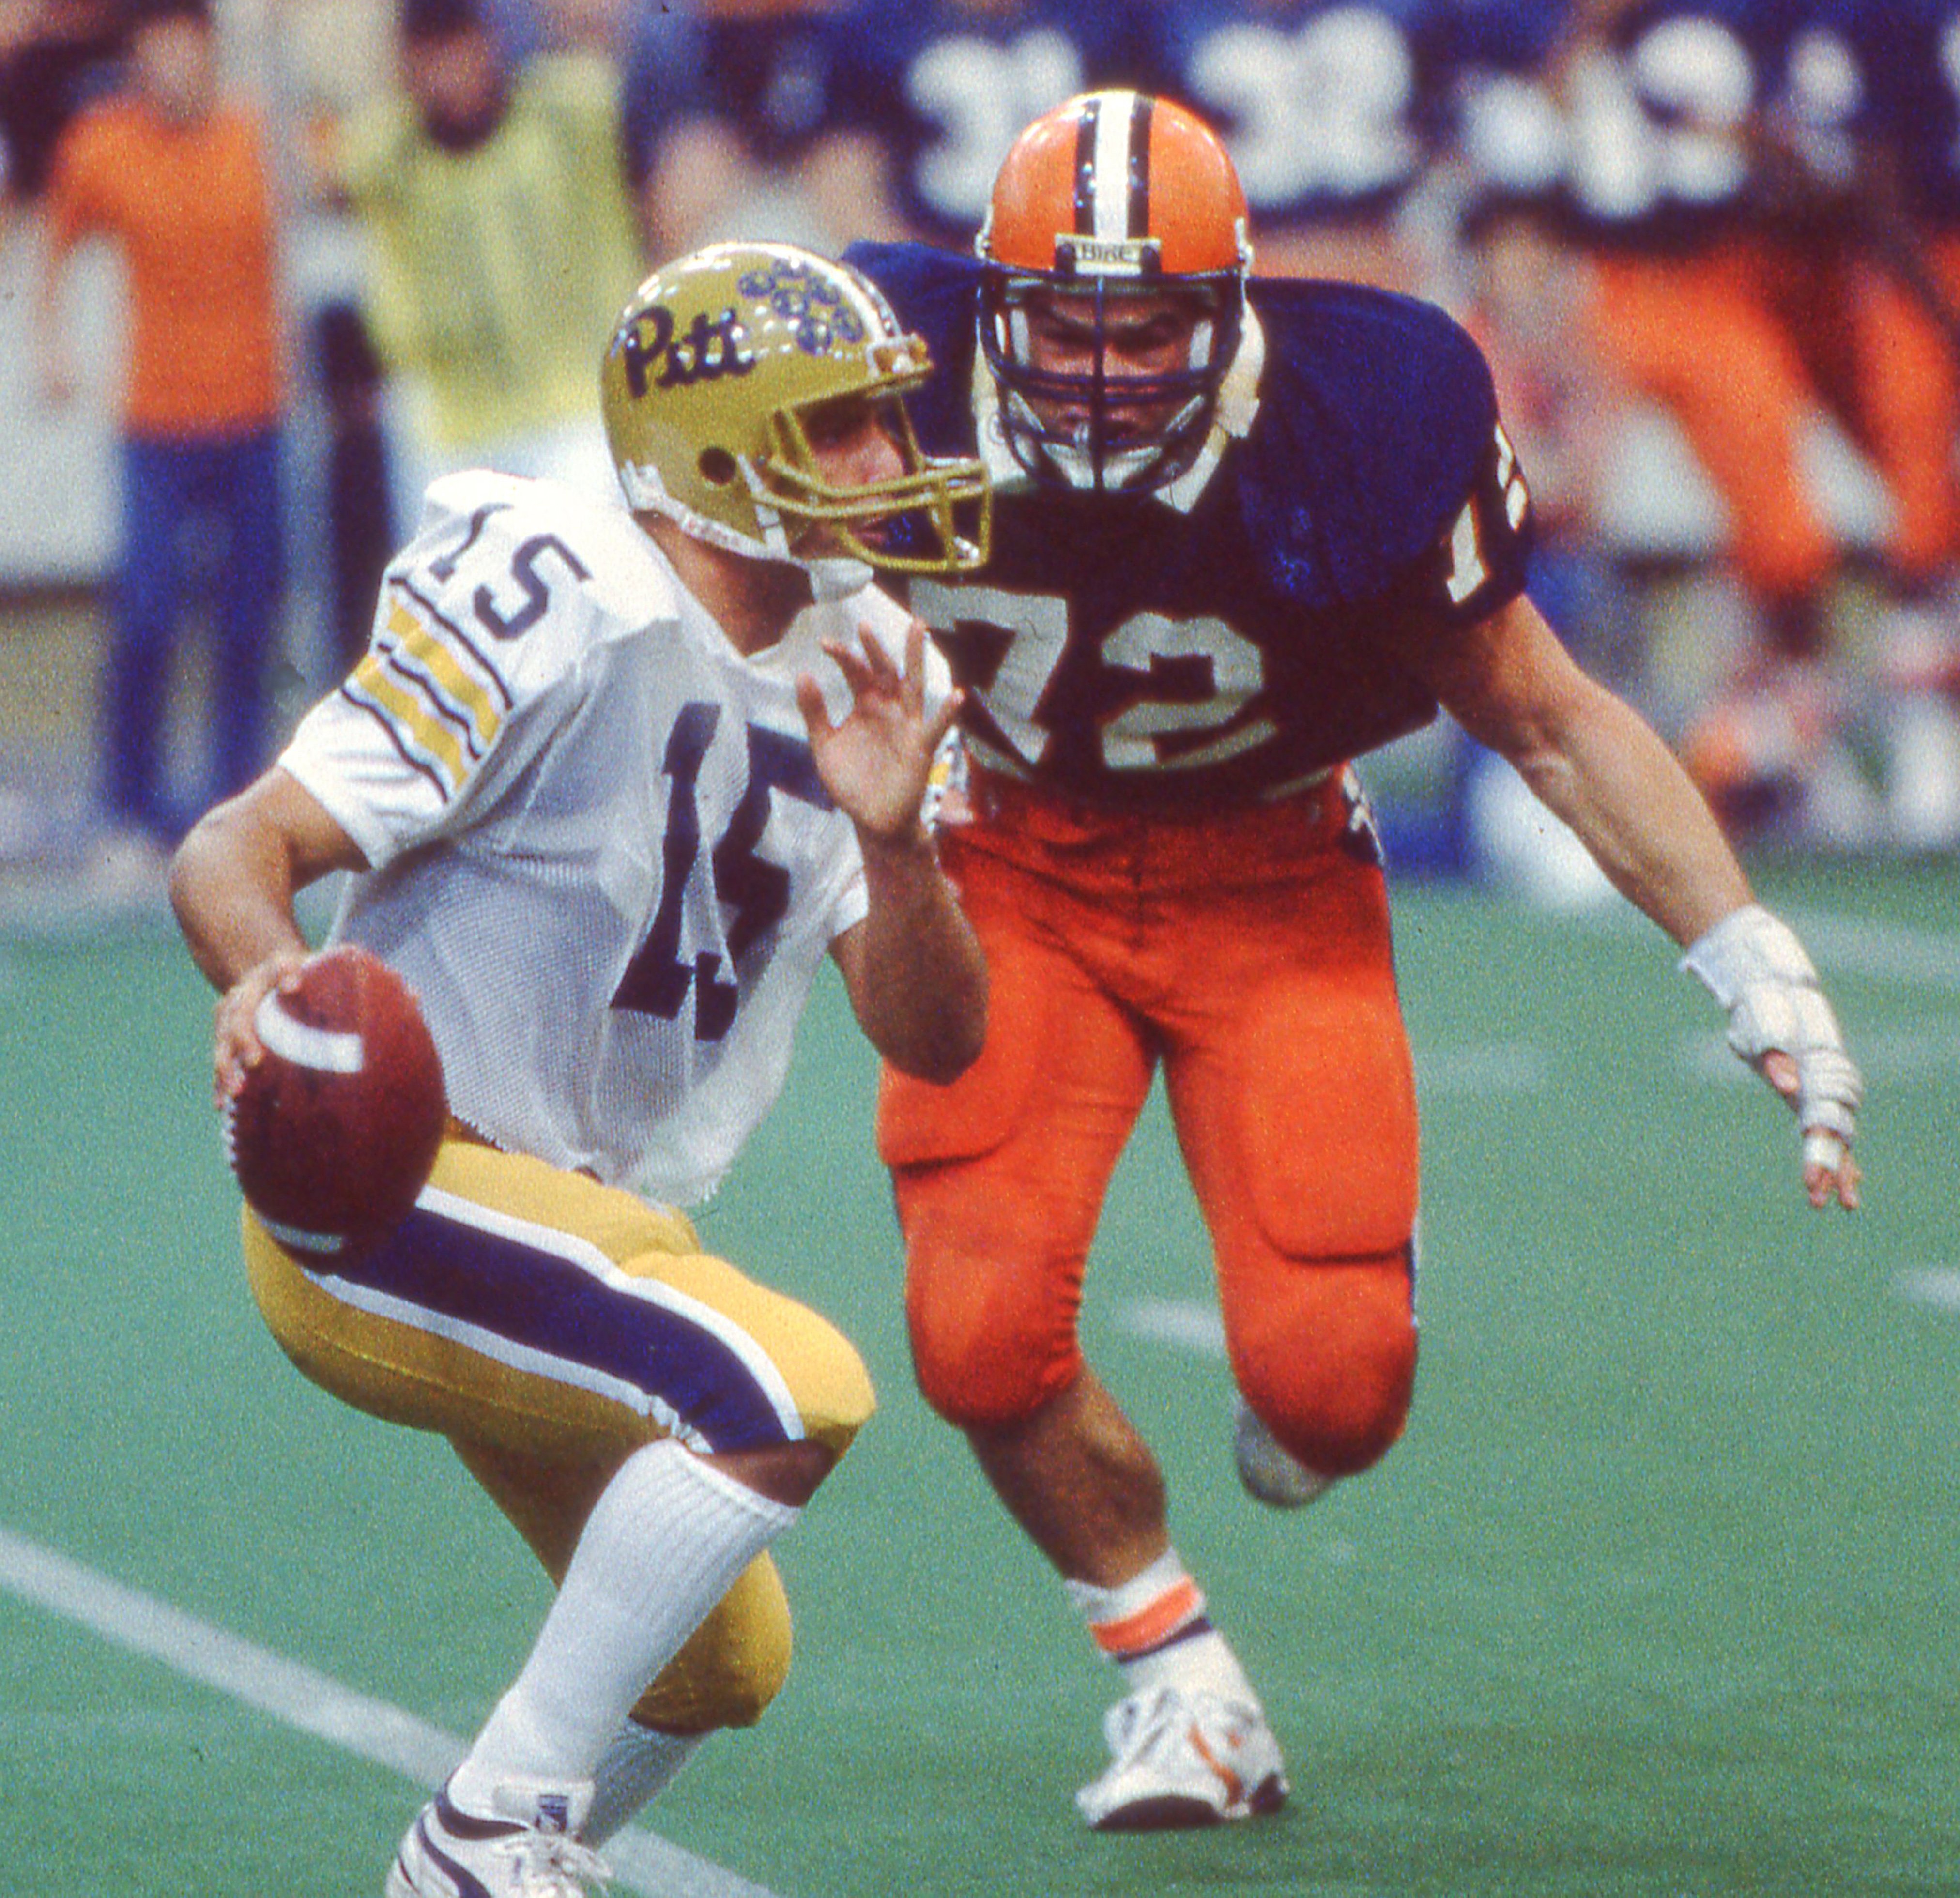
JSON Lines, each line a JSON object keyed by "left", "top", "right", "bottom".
{"left": 1795, "top": 1051, "right": 1850, "bottom": 1145}
{"left": 1685, "top": 907, "right": 1863, "bottom": 1208}
{"left": 1797, "top": 1045, "right": 1863, "bottom": 1113}
{"left": 1802, "top": 1131, "right": 1862, "bottom": 1211}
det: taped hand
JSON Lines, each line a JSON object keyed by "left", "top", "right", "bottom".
{"left": 1682, "top": 904, "right": 1863, "bottom": 1210}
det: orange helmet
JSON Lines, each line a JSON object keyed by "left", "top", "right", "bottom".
{"left": 977, "top": 92, "right": 1254, "bottom": 493}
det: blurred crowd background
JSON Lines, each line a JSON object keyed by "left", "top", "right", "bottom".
{"left": 6, "top": 0, "right": 1960, "bottom": 916}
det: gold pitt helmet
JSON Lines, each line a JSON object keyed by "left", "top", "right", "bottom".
{"left": 601, "top": 242, "right": 989, "bottom": 576}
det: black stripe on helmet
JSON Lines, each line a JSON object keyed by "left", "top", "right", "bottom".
{"left": 1129, "top": 93, "right": 1153, "bottom": 238}
{"left": 1072, "top": 94, "right": 1099, "bottom": 235}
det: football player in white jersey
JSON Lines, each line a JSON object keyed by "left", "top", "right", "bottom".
{"left": 168, "top": 242, "right": 991, "bottom": 1898}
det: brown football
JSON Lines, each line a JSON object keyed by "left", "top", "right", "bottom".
{"left": 225, "top": 944, "right": 447, "bottom": 1252}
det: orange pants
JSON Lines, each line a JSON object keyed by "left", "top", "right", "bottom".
{"left": 1854, "top": 232, "right": 1960, "bottom": 587}
{"left": 878, "top": 772, "right": 1420, "bottom": 1479}
{"left": 1587, "top": 237, "right": 1960, "bottom": 602}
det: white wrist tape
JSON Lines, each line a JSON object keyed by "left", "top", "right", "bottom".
{"left": 1680, "top": 904, "right": 1862, "bottom": 1144}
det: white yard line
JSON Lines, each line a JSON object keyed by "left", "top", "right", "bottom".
{"left": 1413, "top": 1041, "right": 1551, "bottom": 1096}
{"left": 1782, "top": 909, "right": 1960, "bottom": 994}
{"left": 1119, "top": 1298, "right": 1227, "bottom": 1358}
{"left": 1893, "top": 1268, "right": 1960, "bottom": 1315}
{"left": 0, "top": 1525, "right": 785, "bottom": 1898}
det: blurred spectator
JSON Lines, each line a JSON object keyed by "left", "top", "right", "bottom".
{"left": 314, "top": 300, "right": 394, "bottom": 675}
{"left": 333, "top": 0, "right": 641, "bottom": 528}
{"left": 0, "top": 0, "right": 121, "bottom": 213}
{"left": 618, "top": 0, "right": 876, "bottom": 259}
{"left": 31, "top": 0, "right": 286, "bottom": 877}
{"left": 831, "top": 0, "right": 1141, "bottom": 251}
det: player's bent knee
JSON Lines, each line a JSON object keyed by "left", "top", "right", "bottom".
{"left": 596, "top": 1232, "right": 876, "bottom": 1457}
{"left": 904, "top": 1246, "right": 1081, "bottom": 1429}
{"left": 1230, "top": 1256, "right": 1417, "bottom": 1479}
{"left": 908, "top": 1307, "right": 1076, "bottom": 1428}
{"left": 780, "top": 1310, "right": 876, "bottom": 1457}
{"left": 911, "top": 1343, "right": 1075, "bottom": 1431}
{"left": 631, "top": 1553, "right": 793, "bottom": 1732}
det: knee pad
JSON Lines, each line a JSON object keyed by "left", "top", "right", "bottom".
{"left": 900, "top": 1179, "right": 1083, "bottom": 1429}
{"left": 1228, "top": 1250, "right": 1417, "bottom": 1479}
{"left": 1225, "top": 981, "right": 1419, "bottom": 1262}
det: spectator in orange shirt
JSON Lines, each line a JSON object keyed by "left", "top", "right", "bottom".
{"left": 32, "top": 0, "right": 285, "bottom": 870}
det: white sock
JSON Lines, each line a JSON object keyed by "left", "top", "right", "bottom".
{"left": 582, "top": 1720, "right": 706, "bottom": 1844}
{"left": 451, "top": 1439, "right": 795, "bottom": 1810}
{"left": 1065, "top": 1549, "right": 1261, "bottom": 1706}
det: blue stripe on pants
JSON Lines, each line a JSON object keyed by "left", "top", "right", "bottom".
{"left": 334, "top": 1200, "right": 799, "bottom": 1454}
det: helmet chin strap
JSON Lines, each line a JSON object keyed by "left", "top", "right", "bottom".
{"left": 624, "top": 463, "right": 872, "bottom": 599}
{"left": 803, "top": 555, "right": 874, "bottom": 601}
{"left": 1004, "top": 388, "right": 1209, "bottom": 493}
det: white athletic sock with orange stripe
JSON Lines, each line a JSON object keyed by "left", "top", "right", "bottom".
{"left": 1066, "top": 1549, "right": 1260, "bottom": 1705}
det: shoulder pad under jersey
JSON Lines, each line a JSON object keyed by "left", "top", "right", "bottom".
{"left": 1236, "top": 277, "right": 1503, "bottom": 607}
{"left": 387, "top": 473, "right": 676, "bottom": 705}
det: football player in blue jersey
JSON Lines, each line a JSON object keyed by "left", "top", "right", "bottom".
{"left": 846, "top": 90, "right": 1863, "bottom": 1831}
{"left": 1141, "top": 0, "right": 1457, "bottom": 288}
{"left": 169, "top": 243, "right": 989, "bottom": 1897}
{"left": 1807, "top": 0, "right": 1960, "bottom": 843}
{"left": 832, "top": 0, "right": 1144, "bottom": 250}
{"left": 1559, "top": 0, "right": 1833, "bottom": 672}
{"left": 1562, "top": 0, "right": 1960, "bottom": 840}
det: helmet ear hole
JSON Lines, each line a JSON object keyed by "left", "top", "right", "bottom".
{"left": 698, "top": 447, "right": 739, "bottom": 487}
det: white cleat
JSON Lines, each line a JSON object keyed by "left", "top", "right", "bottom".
{"left": 1232, "top": 1393, "right": 1335, "bottom": 1509}
{"left": 1075, "top": 1684, "right": 1289, "bottom": 1831}
{"left": 385, "top": 1776, "right": 610, "bottom": 1897}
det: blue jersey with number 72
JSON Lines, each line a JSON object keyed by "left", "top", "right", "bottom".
{"left": 845, "top": 242, "right": 1533, "bottom": 810}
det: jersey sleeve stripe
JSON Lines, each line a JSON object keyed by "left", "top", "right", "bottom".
{"left": 347, "top": 653, "right": 470, "bottom": 784}
{"left": 341, "top": 666, "right": 466, "bottom": 800}
{"left": 392, "top": 576, "right": 518, "bottom": 711}
{"left": 382, "top": 599, "right": 502, "bottom": 756}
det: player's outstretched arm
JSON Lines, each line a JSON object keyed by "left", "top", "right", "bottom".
{"left": 798, "top": 620, "right": 987, "bottom": 1085}
{"left": 1400, "top": 593, "right": 1862, "bottom": 1210}
{"left": 170, "top": 768, "right": 370, "bottom": 1103}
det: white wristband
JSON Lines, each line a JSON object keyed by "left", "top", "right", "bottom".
{"left": 1679, "top": 904, "right": 1818, "bottom": 1008}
